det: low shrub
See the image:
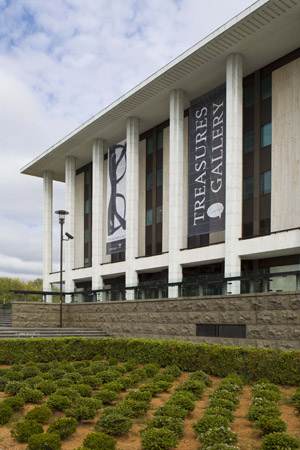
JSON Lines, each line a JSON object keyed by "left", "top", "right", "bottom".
{"left": 102, "top": 381, "right": 124, "bottom": 392}
{"left": 253, "top": 416, "right": 287, "bottom": 435}
{"left": 54, "top": 387, "right": 80, "bottom": 400}
{"left": 25, "top": 405, "right": 52, "bottom": 424}
{"left": 130, "top": 368, "right": 147, "bottom": 383}
{"left": 175, "top": 379, "right": 206, "bottom": 398}
{"left": 141, "top": 427, "right": 179, "bottom": 450}
{"left": 75, "top": 384, "right": 93, "bottom": 397}
{"left": 167, "top": 392, "right": 195, "bottom": 412}
{"left": 163, "top": 365, "right": 182, "bottom": 378}
{"left": 94, "top": 389, "right": 119, "bottom": 404}
{"left": 204, "top": 406, "right": 234, "bottom": 422}
{"left": 66, "top": 397, "right": 101, "bottom": 421}
{"left": 188, "top": 370, "right": 212, "bottom": 386}
{"left": 92, "top": 354, "right": 104, "bottom": 361}
{"left": 4, "top": 380, "right": 24, "bottom": 395}
{"left": 11, "top": 419, "right": 44, "bottom": 442}
{"left": 3, "top": 395, "right": 25, "bottom": 410}
{"left": 26, "top": 376, "right": 44, "bottom": 388}
{"left": 4, "top": 370, "right": 23, "bottom": 381}
{"left": 144, "top": 415, "right": 184, "bottom": 437}
{"left": 202, "top": 445, "right": 240, "bottom": 450}
{"left": 95, "top": 410, "right": 133, "bottom": 435}
{"left": 82, "top": 375, "right": 103, "bottom": 388}
{"left": 83, "top": 432, "right": 116, "bottom": 450}
{"left": 126, "top": 389, "right": 152, "bottom": 402}
{"left": 210, "top": 389, "right": 240, "bottom": 406}
{"left": 261, "top": 432, "right": 300, "bottom": 450}
{"left": 153, "top": 372, "right": 174, "bottom": 383}
{"left": 247, "top": 403, "right": 281, "bottom": 422}
{"left": 0, "top": 402, "right": 13, "bottom": 424}
{"left": 64, "top": 372, "right": 84, "bottom": 384}
{"left": 36, "top": 380, "right": 58, "bottom": 395}
{"left": 209, "top": 397, "right": 238, "bottom": 412}
{"left": 21, "top": 366, "right": 40, "bottom": 379}
{"left": 100, "top": 370, "right": 120, "bottom": 384}
{"left": 117, "top": 399, "right": 150, "bottom": 417}
{"left": 55, "top": 378, "right": 71, "bottom": 388}
{"left": 47, "top": 417, "right": 78, "bottom": 439}
{"left": 121, "top": 376, "right": 138, "bottom": 389}
{"left": 143, "top": 363, "right": 160, "bottom": 377}
{"left": 124, "top": 359, "right": 138, "bottom": 371}
{"left": 154, "top": 404, "right": 188, "bottom": 419}
{"left": 27, "top": 432, "right": 62, "bottom": 450}
{"left": 193, "top": 415, "right": 230, "bottom": 435}
{"left": 141, "top": 381, "right": 172, "bottom": 395}
{"left": 108, "top": 357, "right": 119, "bottom": 366}
{"left": 198, "top": 426, "right": 239, "bottom": 449}
{"left": 18, "top": 387, "right": 44, "bottom": 403}
{"left": 47, "top": 394, "right": 73, "bottom": 411}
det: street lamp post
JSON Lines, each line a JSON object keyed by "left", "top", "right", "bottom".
{"left": 55, "top": 210, "right": 70, "bottom": 328}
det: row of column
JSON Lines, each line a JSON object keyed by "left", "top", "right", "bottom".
{"left": 43, "top": 53, "right": 243, "bottom": 298}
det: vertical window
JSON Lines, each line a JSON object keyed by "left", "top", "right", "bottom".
{"left": 76, "top": 163, "right": 93, "bottom": 267}
{"left": 260, "top": 171, "right": 271, "bottom": 195}
{"left": 142, "top": 122, "right": 168, "bottom": 256}
{"left": 243, "top": 69, "right": 272, "bottom": 238}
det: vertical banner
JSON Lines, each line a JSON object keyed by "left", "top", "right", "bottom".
{"left": 188, "top": 84, "right": 226, "bottom": 237}
{"left": 106, "top": 141, "right": 126, "bottom": 254}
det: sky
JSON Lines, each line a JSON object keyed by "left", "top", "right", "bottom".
{"left": 0, "top": 0, "right": 256, "bottom": 281}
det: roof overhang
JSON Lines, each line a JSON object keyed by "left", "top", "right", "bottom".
{"left": 21, "top": 0, "right": 300, "bottom": 182}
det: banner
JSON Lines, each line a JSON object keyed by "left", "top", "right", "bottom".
{"left": 106, "top": 141, "right": 126, "bottom": 254}
{"left": 188, "top": 84, "right": 226, "bottom": 237}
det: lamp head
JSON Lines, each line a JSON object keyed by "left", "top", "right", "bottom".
{"left": 55, "top": 210, "right": 69, "bottom": 224}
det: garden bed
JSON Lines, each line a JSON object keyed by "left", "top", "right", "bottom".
{"left": 0, "top": 357, "right": 300, "bottom": 450}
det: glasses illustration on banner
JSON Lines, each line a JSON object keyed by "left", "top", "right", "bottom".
{"left": 108, "top": 144, "right": 126, "bottom": 236}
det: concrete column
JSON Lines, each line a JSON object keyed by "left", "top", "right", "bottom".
{"left": 125, "top": 117, "right": 139, "bottom": 300}
{"left": 92, "top": 139, "right": 105, "bottom": 301}
{"left": 43, "top": 171, "right": 53, "bottom": 301}
{"left": 168, "top": 89, "right": 185, "bottom": 298}
{"left": 225, "top": 53, "right": 243, "bottom": 294}
{"left": 65, "top": 156, "right": 76, "bottom": 301}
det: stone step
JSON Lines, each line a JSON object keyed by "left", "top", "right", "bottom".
{"left": 0, "top": 328, "right": 110, "bottom": 339}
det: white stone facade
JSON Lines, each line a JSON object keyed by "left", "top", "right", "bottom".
{"left": 22, "top": 0, "right": 300, "bottom": 300}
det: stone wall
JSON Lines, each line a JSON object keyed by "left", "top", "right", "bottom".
{"left": 12, "top": 291, "right": 300, "bottom": 350}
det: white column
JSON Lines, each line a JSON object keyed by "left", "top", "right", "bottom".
{"left": 92, "top": 139, "right": 105, "bottom": 301}
{"left": 168, "top": 89, "right": 185, "bottom": 298}
{"left": 125, "top": 117, "right": 139, "bottom": 300}
{"left": 65, "top": 156, "right": 76, "bottom": 301}
{"left": 43, "top": 171, "right": 53, "bottom": 301}
{"left": 225, "top": 53, "right": 243, "bottom": 294}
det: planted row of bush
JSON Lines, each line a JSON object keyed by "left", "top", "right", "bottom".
{"left": 193, "top": 374, "right": 243, "bottom": 450}
{"left": 140, "top": 369, "right": 210, "bottom": 450}
{"left": 248, "top": 381, "right": 300, "bottom": 450}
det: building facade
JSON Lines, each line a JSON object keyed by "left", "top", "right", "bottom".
{"left": 22, "top": 0, "right": 300, "bottom": 303}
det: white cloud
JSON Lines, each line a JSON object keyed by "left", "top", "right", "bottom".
{"left": 0, "top": 0, "right": 255, "bottom": 281}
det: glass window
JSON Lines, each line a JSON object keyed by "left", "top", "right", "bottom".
{"left": 243, "top": 130, "right": 254, "bottom": 154}
{"left": 244, "top": 85, "right": 254, "bottom": 108}
{"left": 156, "top": 206, "right": 163, "bottom": 224}
{"left": 157, "top": 131, "right": 163, "bottom": 150}
{"left": 84, "top": 257, "right": 89, "bottom": 267}
{"left": 146, "top": 209, "right": 153, "bottom": 226}
{"left": 85, "top": 171, "right": 89, "bottom": 185}
{"left": 84, "top": 199, "right": 89, "bottom": 214}
{"left": 156, "top": 168, "right": 163, "bottom": 187}
{"left": 84, "top": 229, "right": 89, "bottom": 243}
{"left": 243, "top": 176, "right": 254, "bottom": 200}
{"left": 146, "top": 137, "right": 153, "bottom": 155}
{"left": 146, "top": 173, "right": 153, "bottom": 191}
{"left": 261, "top": 123, "right": 272, "bottom": 147}
{"left": 261, "top": 74, "right": 272, "bottom": 101}
{"left": 260, "top": 171, "right": 271, "bottom": 195}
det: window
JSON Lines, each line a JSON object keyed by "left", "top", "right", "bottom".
{"left": 260, "top": 171, "right": 271, "bottom": 195}
{"left": 243, "top": 177, "right": 254, "bottom": 200}
{"left": 261, "top": 74, "right": 272, "bottom": 100}
{"left": 244, "top": 85, "right": 254, "bottom": 107}
{"left": 243, "top": 130, "right": 254, "bottom": 154}
{"left": 146, "top": 173, "right": 153, "bottom": 191}
{"left": 146, "top": 209, "right": 153, "bottom": 226}
{"left": 156, "top": 168, "right": 163, "bottom": 187}
{"left": 77, "top": 163, "right": 92, "bottom": 267}
{"left": 261, "top": 123, "right": 272, "bottom": 147}
{"left": 196, "top": 324, "right": 246, "bottom": 338}
{"left": 156, "top": 206, "right": 162, "bottom": 224}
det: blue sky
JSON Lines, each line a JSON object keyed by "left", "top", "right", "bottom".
{"left": 0, "top": 0, "right": 256, "bottom": 280}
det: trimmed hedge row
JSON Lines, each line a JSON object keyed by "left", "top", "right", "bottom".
{"left": 0, "top": 337, "right": 300, "bottom": 385}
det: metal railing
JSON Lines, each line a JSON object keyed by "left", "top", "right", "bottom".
{"left": 10, "top": 269, "right": 300, "bottom": 303}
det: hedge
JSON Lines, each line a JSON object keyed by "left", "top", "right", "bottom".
{"left": 0, "top": 337, "right": 300, "bottom": 385}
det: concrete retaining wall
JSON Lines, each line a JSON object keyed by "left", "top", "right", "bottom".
{"left": 12, "top": 291, "right": 300, "bottom": 350}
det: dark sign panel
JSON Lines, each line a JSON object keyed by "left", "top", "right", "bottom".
{"left": 188, "top": 84, "right": 226, "bottom": 237}
{"left": 106, "top": 142, "right": 126, "bottom": 254}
